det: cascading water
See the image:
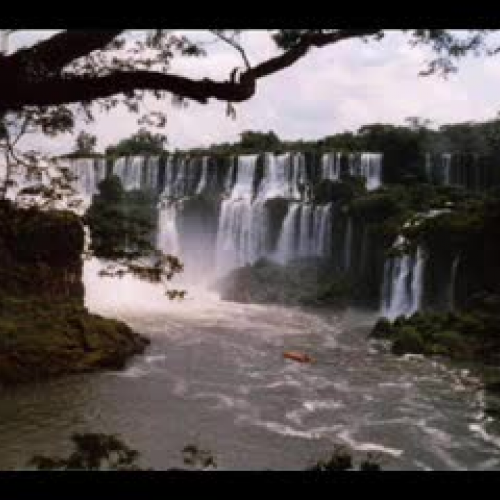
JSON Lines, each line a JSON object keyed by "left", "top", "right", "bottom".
{"left": 360, "top": 153, "right": 382, "bottom": 191}
{"left": 157, "top": 200, "right": 180, "bottom": 256}
{"left": 314, "top": 203, "right": 333, "bottom": 257}
{"left": 68, "top": 158, "right": 107, "bottom": 198}
{"left": 298, "top": 204, "right": 314, "bottom": 257}
{"left": 275, "top": 203, "right": 301, "bottom": 264}
{"left": 291, "top": 153, "right": 308, "bottom": 200}
{"left": 321, "top": 152, "right": 340, "bottom": 181}
{"left": 442, "top": 153, "right": 452, "bottom": 186}
{"left": 196, "top": 156, "right": 209, "bottom": 194}
{"left": 274, "top": 202, "right": 332, "bottom": 265}
{"left": 113, "top": 156, "right": 143, "bottom": 191}
{"left": 215, "top": 154, "right": 268, "bottom": 276}
{"left": 143, "top": 156, "right": 159, "bottom": 191}
{"left": 260, "top": 153, "right": 289, "bottom": 199}
{"left": 322, "top": 151, "right": 381, "bottom": 191}
{"left": 380, "top": 239, "right": 426, "bottom": 319}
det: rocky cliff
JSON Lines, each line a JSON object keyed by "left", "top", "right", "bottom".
{"left": 0, "top": 200, "right": 149, "bottom": 386}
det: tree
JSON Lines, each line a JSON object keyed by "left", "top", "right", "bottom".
{"left": 0, "top": 30, "right": 496, "bottom": 132}
{"left": 75, "top": 130, "right": 97, "bottom": 154}
{"left": 83, "top": 176, "right": 185, "bottom": 297}
{"left": 105, "top": 127, "right": 167, "bottom": 156}
{"left": 240, "top": 130, "right": 281, "bottom": 150}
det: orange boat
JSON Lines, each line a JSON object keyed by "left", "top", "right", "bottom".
{"left": 283, "top": 351, "right": 313, "bottom": 363}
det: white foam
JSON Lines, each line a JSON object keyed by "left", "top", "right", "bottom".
{"left": 337, "top": 430, "right": 404, "bottom": 458}
{"left": 469, "top": 423, "right": 500, "bottom": 449}
{"left": 116, "top": 366, "right": 149, "bottom": 379}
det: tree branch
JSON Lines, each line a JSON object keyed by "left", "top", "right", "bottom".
{"left": 5, "top": 30, "right": 123, "bottom": 75}
{"left": 249, "top": 29, "right": 381, "bottom": 79}
{"left": 0, "top": 29, "right": 381, "bottom": 113}
{"left": 211, "top": 30, "right": 251, "bottom": 70}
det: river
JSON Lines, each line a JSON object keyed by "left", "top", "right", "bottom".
{"left": 0, "top": 258, "right": 499, "bottom": 470}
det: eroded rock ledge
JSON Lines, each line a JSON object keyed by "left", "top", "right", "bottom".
{"left": 0, "top": 200, "right": 149, "bottom": 386}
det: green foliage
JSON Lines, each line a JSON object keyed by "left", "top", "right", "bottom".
{"left": 371, "top": 318, "right": 393, "bottom": 339}
{"left": 75, "top": 131, "right": 97, "bottom": 155}
{"left": 182, "top": 444, "right": 217, "bottom": 470}
{"left": 105, "top": 128, "right": 167, "bottom": 157}
{"left": 239, "top": 130, "right": 281, "bottom": 151}
{"left": 307, "top": 446, "right": 382, "bottom": 471}
{"left": 374, "top": 307, "right": 500, "bottom": 364}
{"left": 392, "top": 326, "right": 426, "bottom": 355}
{"left": 29, "top": 433, "right": 143, "bottom": 470}
{"left": 0, "top": 199, "right": 84, "bottom": 267}
{"left": 350, "top": 191, "right": 403, "bottom": 224}
{"left": 314, "top": 176, "right": 366, "bottom": 205}
{"left": 84, "top": 176, "right": 156, "bottom": 260}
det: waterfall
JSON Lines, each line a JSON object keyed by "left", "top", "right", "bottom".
{"left": 161, "top": 156, "right": 175, "bottom": 198}
{"left": 442, "top": 153, "right": 452, "bottom": 185}
{"left": 313, "top": 203, "right": 333, "bottom": 257}
{"left": 260, "top": 153, "right": 289, "bottom": 200}
{"left": 143, "top": 156, "right": 159, "bottom": 191}
{"left": 215, "top": 154, "right": 267, "bottom": 276}
{"left": 171, "top": 157, "right": 188, "bottom": 198}
{"left": 62, "top": 157, "right": 107, "bottom": 201}
{"left": 380, "top": 240, "right": 426, "bottom": 319}
{"left": 230, "top": 154, "right": 259, "bottom": 199}
{"left": 196, "top": 156, "right": 209, "bottom": 194}
{"left": 157, "top": 201, "right": 180, "bottom": 256}
{"left": 275, "top": 203, "right": 301, "bottom": 264}
{"left": 298, "top": 204, "right": 314, "bottom": 256}
{"left": 291, "top": 153, "right": 307, "bottom": 199}
{"left": 348, "top": 153, "right": 358, "bottom": 177}
{"left": 360, "top": 153, "right": 382, "bottom": 191}
{"left": 274, "top": 202, "right": 332, "bottom": 265}
{"left": 215, "top": 198, "right": 267, "bottom": 276}
{"left": 409, "top": 246, "right": 425, "bottom": 314}
{"left": 69, "top": 158, "right": 98, "bottom": 198}
{"left": 113, "top": 156, "right": 143, "bottom": 191}
{"left": 259, "top": 152, "right": 307, "bottom": 200}
{"left": 321, "top": 152, "right": 340, "bottom": 181}
{"left": 224, "top": 157, "right": 236, "bottom": 194}
{"left": 323, "top": 151, "right": 382, "bottom": 190}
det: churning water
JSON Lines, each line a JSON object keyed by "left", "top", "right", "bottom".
{"left": 0, "top": 259, "right": 499, "bottom": 470}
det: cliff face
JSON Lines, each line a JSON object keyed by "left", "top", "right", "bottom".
{"left": 0, "top": 200, "right": 84, "bottom": 300}
{"left": 0, "top": 200, "right": 149, "bottom": 386}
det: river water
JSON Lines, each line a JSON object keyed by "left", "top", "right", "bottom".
{"left": 0, "top": 258, "right": 500, "bottom": 470}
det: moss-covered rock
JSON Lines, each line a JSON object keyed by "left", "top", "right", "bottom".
{"left": 0, "top": 200, "right": 150, "bottom": 385}
{"left": 0, "top": 296, "right": 149, "bottom": 386}
{"left": 392, "top": 326, "right": 426, "bottom": 355}
{"left": 370, "top": 318, "right": 393, "bottom": 339}
{"left": 372, "top": 310, "right": 500, "bottom": 364}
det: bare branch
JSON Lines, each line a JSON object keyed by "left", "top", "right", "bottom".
{"left": 211, "top": 30, "right": 251, "bottom": 70}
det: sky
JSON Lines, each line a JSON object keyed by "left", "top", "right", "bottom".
{"left": 7, "top": 30, "right": 500, "bottom": 154}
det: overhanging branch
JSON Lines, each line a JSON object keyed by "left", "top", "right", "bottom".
{"left": 0, "top": 29, "right": 381, "bottom": 113}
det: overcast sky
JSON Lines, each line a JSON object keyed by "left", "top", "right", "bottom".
{"left": 8, "top": 30, "right": 500, "bottom": 154}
